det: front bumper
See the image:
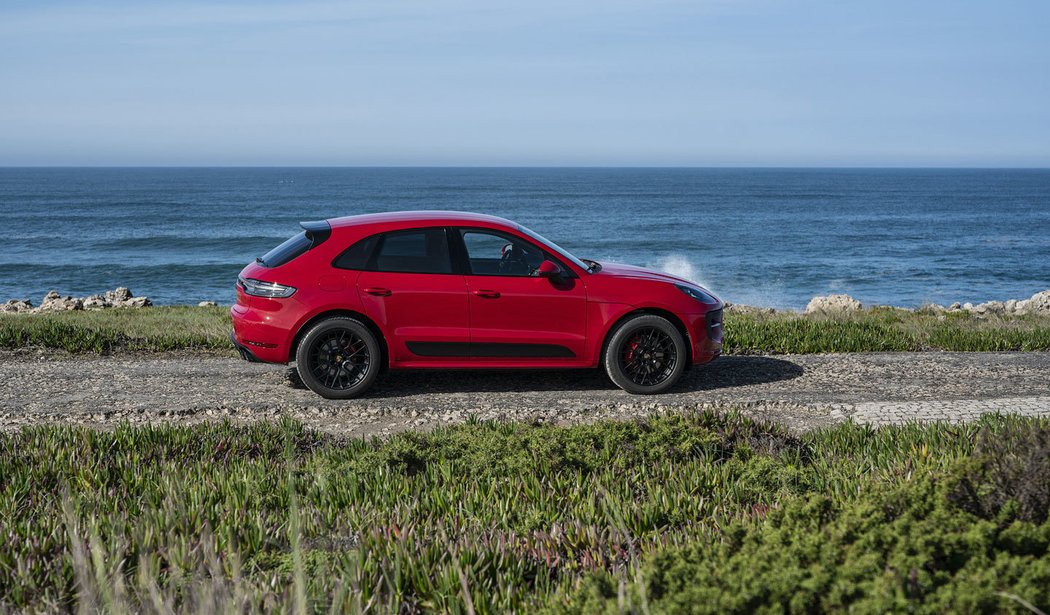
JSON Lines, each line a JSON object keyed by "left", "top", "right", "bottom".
{"left": 686, "top": 307, "right": 723, "bottom": 365}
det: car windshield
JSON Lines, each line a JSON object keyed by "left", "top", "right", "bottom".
{"left": 517, "top": 224, "right": 593, "bottom": 272}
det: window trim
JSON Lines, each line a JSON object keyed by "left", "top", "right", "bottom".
{"left": 452, "top": 226, "right": 578, "bottom": 279}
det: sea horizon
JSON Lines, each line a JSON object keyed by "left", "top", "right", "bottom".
{"left": 2, "top": 166, "right": 1048, "bottom": 309}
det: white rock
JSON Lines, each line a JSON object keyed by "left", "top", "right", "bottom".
{"left": 39, "top": 291, "right": 83, "bottom": 312}
{"left": 1026, "top": 290, "right": 1050, "bottom": 315}
{"left": 105, "top": 287, "right": 133, "bottom": 303}
{"left": 804, "top": 294, "right": 863, "bottom": 315}
{"left": 1, "top": 299, "right": 34, "bottom": 313}
{"left": 123, "top": 296, "right": 152, "bottom": 308}
{"left": 198, "top": 300, "right": 218, "bottom": 307}
{"left": 82, "top": 295, "right": 107, "bottom": 309}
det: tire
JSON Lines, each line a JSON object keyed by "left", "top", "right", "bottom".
{"left": 295, "top": 317, "right": 382, "bottom": 399}
{"left": 603, "top": 314, "right": 687, "bottom": 394}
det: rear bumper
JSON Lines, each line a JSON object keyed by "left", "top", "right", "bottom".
{"left": 230, "top": 304, "right": 292, "bottom": 363}
{"left": 230, "top": 331, "right": 263, "bottom": 363}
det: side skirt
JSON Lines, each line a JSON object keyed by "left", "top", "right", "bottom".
{"left": 406, "top": 341, "right": 576, "bottom": 358}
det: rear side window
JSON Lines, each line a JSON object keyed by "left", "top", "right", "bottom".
{"left": 333, "top": 235, "right": 380, "bottom": 270}
{"left": 259, "top": 232, "right": 312, "bottom": 268}
{"left": 374, "top": 229, "right": 452, "bottom": 274}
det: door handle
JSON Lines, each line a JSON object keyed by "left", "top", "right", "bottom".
{"left": 473, "top": 289, "right": 501, "bottom": 299}
{"left": 363, "top": 287, "right": 392, "bottom": 297}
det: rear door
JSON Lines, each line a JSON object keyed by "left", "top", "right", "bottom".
{"left": 353, "top": 227, "right": 470, "bottom": 364}
{"left": 455, "top": 227, "right": 588, "bottom": 362}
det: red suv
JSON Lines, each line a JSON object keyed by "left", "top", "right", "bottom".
{"left": 231, "top": 211, "right": 722, "bottom": 399}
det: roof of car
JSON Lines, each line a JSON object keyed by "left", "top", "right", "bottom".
{"left": 325, "top": 210, "right": 516, "bottom": 230}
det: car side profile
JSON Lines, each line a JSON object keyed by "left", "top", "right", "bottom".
{"left": 231, "top": 211, "right": 723, "bottom": 399}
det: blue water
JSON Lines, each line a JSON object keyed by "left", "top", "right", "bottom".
{"left": 1, "top": 168, "right": 1048, "bottom": 309}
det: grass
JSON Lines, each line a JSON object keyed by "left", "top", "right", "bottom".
{"left": 725, "top": 307, "right": 1050, "bottom": 353}
{"left": 0, "top": 306, "right": 231, "bottom": 353}
{"left": 1, "top": 413, "right": 1049, "bottom": 612}
{"left": 2, "top": 305, "right": 1049, "bottom": 354}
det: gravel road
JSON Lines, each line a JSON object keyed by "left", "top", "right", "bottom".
{"left": 2, "top": 350, "right": 1049, "bottom": 434}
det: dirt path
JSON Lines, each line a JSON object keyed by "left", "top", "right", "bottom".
{"left": 2, "top": 350, "right": 1049, "bottom": 434}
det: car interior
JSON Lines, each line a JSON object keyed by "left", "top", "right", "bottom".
{"left": 461, "top": 231, "right": 545, "bottom": 276}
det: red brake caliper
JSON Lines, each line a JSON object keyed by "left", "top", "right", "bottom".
{"left": 623, "top": 336, "right": 641, "bottom": 363}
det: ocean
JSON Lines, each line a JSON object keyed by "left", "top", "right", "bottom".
{"left": 1, "top": 167, "right": 1048, "bottom": 310}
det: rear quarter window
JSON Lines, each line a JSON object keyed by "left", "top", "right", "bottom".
{"left": 259, "top": 232, "right": 312, "bottom": 268}
{"left": 333, "top": 234, "right": 381, "bottom": 270}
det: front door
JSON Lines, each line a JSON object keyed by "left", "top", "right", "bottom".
{"left": 457, "top": 228, "right": 588, "bottom": 362}
{"left": 355, "top": 227, "right": 470, "bottom": 364}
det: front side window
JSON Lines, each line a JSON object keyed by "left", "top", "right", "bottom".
{"left": 372, "top": 228, "right": 452, "bottom": 274}
{"left": 461, "top": 230, "right": 545, "bottom": 276}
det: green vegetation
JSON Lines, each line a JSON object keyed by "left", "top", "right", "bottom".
{"left": 3, "top": 305, "right": 1049, "bottom": 354}
{"left": 725, "top": 307, "right": 1050, "bottom": 353}
{"left": 1, "top": 413, "right": 1048, "bottom": 612}
{"left": 0, "top": 306, "right": 231, "bottom": 353}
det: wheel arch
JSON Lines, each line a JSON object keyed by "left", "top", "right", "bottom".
{"left": 289, "top": 309, "right": 390, "bottom": 370}
{"left": 599, "top": 307, "right": 693, "bottom": 368}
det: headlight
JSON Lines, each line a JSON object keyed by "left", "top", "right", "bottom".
{"left": 675, "top": 284, "right": 718, "bottom": 305}
{"left": 239, "top": 276, "right": 297, "bottom": 298}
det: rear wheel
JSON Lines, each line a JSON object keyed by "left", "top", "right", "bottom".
{"left": 603, "top": 314, "right": 687, "bottom": 394}
{"left": 295, "top": 317, "right": 381, "bottom": 399}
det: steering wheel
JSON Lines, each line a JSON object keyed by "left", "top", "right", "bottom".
{"left": 498, "top": 242, "right": 529, "bottom": 274}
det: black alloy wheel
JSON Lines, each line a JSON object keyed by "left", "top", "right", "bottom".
{"left": 603, "top": 314, "right": 688, "bottom": 394}
{"left": 309, "top": 329, "right": 370, "bottom": 390}
{"left": 618, "top": 326, "right": 678, "bottom": 387}
{"left": 295, "top": 317, "right": 381, "bottom": 399}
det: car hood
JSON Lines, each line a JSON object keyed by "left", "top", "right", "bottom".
{"left": 596, "top": 262, "right": 694, "bottom": 285}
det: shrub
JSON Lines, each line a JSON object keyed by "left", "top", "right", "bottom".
{"left": 948, "top": 420, "right": 1050, "bottom": 523}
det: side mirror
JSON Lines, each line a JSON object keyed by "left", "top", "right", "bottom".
{"left": 536, "top": 260, "right": 562, "bottom": 278}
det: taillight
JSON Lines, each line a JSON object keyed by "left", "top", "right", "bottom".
{"left": 238, "top": 276, "right": 297, "bottom": 298}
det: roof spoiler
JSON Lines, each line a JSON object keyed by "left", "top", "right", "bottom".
{"left": 300, "top": 220, "right": 332, "bottom": 246}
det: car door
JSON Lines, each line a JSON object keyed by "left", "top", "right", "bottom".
{"left": 354, "top": 227, "right": 470, "bottom": 365}
{"left": 456, "top": 227, "right": 588, "bottom": 362}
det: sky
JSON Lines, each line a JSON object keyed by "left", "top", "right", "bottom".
{"left": 1, "top": 0, "right": 1048, "bottom": 167}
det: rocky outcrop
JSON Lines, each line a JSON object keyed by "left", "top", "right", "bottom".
{"left": 921, "top": 290, "right": 1050, "bottom": 317}
{"left": 0, "top": 300, "right": 34, "bottom": 313}
{"left": 723, "top": 302, "right": 775, "bottom": 315}
{"left": 804, "top": 294, "right": 863, "bottom": 315}
{"left": 40, "top": 291, "right": 83, "bottom": 312}
{"left": 798, "top": 289, "right": 1050, "bottom": 317}
{"left": 1, "top": 288, "right": 151, "bottom": 313}
{"left": 1025, "top": 290, "right": 1050, "bottom": 315}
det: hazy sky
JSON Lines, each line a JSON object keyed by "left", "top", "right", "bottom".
{"left": 1, "top": 0, "right": 1048, "bottom": 166}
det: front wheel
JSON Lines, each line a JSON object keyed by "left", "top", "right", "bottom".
{"left": 603, "top": 314, "right": 687, "bottom": 394}
{"left": 295, "top": 317, "right": 381, "bottom": 399}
